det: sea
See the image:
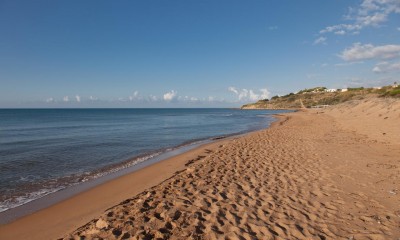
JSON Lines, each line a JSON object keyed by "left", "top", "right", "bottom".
{"left": 0, "top": 108, "right": 289, "bottom": 213}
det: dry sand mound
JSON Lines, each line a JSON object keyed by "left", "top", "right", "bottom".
{"left": 63, "top": 101, "right": 400, "bottom": 239}
{"left": 323, "top": 97, "right": 400, "bottom": 144}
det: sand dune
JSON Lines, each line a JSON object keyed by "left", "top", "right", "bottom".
{"left": 323, "top": 97, "right": 400, "bottom": 144}
{"left": 61, "top": 98, "right": 400, "bottom": 239}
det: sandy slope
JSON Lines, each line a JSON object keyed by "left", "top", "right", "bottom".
{"left": 61, "top": 98, "right": 400, "bottom": 239}
{"left": 323, "top": 97, "right": 400, "bottom": 144}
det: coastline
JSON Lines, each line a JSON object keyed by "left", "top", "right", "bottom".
{"left": 0, "top": 137, "right": 232, "bottom": 239}
{"left": 0, "top": 116, "right": 285, "bottom": 240}
{"left": 1, "top": 98, "right": 399, "bottom": 239}
{"left": 0, "top": 108, "right": 281, "bottom": 215}
{"left": 0, "top": 111, "right": 281, "bottom": 224}
{"left": 0, "top": 139, "right": 212, "bottom": 224}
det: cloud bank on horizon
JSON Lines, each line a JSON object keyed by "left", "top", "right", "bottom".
{"left": 41, "top": 87, "right": 271, "bottom": 107}
{"left": 0, "top": 0, "right": 399, "bottom": 107}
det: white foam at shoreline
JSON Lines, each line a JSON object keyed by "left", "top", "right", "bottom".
{"left": 0, "top": 141, "right": 201, "bottom": 213}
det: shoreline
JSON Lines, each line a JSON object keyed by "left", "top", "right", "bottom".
{"left": 0, "top": 109, "right": 286, "bottom": 217}
{"left": 0, "top": 115, "right": 286, "bottom": 240}
{"left": 2, "top": 98, "right": 399, "bottom": 239}
{"left": 0, "top": 111, "right": 282, "bottom": 222}
{"left": 0, "top": 139, "right": 213, "bottom": 224}
{"left": 63, "top": 99, "right": 399, "bottom": 239}
{"left": 0, "top": 136, "right": 234, "bottom": 239}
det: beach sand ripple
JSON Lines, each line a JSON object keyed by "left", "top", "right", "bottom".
{"left": 63, "top": 100, "right": 400, "bottom": 239}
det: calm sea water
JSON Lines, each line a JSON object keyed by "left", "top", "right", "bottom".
{"left": 0, "top": 108, "right": 288, "bottom": 212}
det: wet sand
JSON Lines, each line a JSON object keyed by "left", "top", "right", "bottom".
{"left": 1, "top": 98, "right": 399, "bottom": 239}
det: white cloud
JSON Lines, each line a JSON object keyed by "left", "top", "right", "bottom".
{"left": 163, "top": 90, "right": 177, "bottom": 101}
{"left": 46, "top": 97, "right": 54, "bottom": 103}
{"left": 148, "top": 95, "right": 158, "bottom": 101}
{"left": 320, "top": 24, "right": 362, "bottom": 35}
{"left": 357, "top": 12, "right": 387, "bottom": 27}
{"left": 372, "top": 61, "right": 400, "bottom": 73}
{"left": 339, "top": 43, "right": 400, "bottom": 73}
{"left": 334, "top": 30, "right": 346, "bottom": 35}
{"left": 178, "top": 96, "right": 200, "bottom": 102}
{"left": 75, "top": 95, "right": 81, "bottom": 102}
{"left": 89, "top": 96, "right": 98, "bottom": 101}
{"left": 238, "top": 89, "right": 249, "bottom": 100}
{"left": 228, "top": 87, "right": 271, "bottom": 102}
{"left": 320, "top": 0, "right": 400, "bottom": 35}
{"left": 63, "top": 96, "right": 69, "bottom": 102}
{"left": 248, "top": 90, "right": 259, "bottom": 101}
{"left": 259, "top": 89, "right": 270, "bottom": 99}
{"left": 129, "top": 91, "right": 141, "bottom": 101}
{"left": 340, "top": 43, "right": 400, "bottom": 61}
{"left": 228, "top": 87, "right": 238, "bottom": 94}
{"left": 313, "top": 36, "right": 327, "bottom": 45}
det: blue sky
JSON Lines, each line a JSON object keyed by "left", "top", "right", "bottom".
{"left": 1, "top": 0, "right": 399, "bottom": 107}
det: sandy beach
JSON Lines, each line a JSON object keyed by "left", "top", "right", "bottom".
{"left": 1, "top": 98, "right": 399, "bottom": 239}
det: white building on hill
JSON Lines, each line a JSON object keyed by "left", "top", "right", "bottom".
{"left": 326, "top": 89, "right": 337, "bottom": 92}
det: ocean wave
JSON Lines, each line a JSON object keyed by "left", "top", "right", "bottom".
{"left": 0, "top": 148, "right": 179, "bottom": 213}
{"left": 0, "top": 186, "right": 64, "bottom": 213}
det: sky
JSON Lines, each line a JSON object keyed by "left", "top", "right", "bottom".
{"left": 0, "top": 0, "right": 399, "bottom": 108}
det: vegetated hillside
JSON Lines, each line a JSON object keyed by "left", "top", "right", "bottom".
{"left": 241, "top": 85, "right": 400, "bottom": 109}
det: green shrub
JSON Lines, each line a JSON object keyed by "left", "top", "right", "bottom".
{"left": 348, "top": 87, "right": 364, "bottom": 91}
{"left": 298, "top": 87, "right": 326, "bottom": 94}
{"left": 389, "top": 89, "right": 400, "bottom": 96}
{"left": 374, "top": 88, "right": 387, "bottom": 94}
{"left": 271, "top": 95, "right": 280, "bottom": 100}
{"left": 282, "top": 93, "right": 295, "bottom": 98}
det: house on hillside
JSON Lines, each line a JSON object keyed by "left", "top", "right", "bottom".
{"left": 394, "top": 82, "right": 399, "bottom": 88}
{"left": 326, "top": 89, "right": 337, "bottom": 92}
{"left": 341, "top": 88, "right": 348, "bottom": 92}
